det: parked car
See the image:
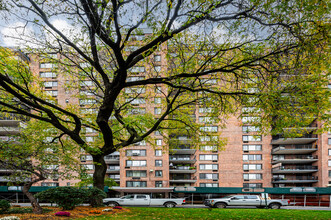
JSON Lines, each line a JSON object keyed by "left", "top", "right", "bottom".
{"left": 204, "top": 195, "right": 290, "bottom": 209}
{"left": 103, "top": 194, "right": 186, "bottom": 208}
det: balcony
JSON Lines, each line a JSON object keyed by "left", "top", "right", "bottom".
{"left": 272, "top": 145, "right": 317, "bottom": 155}
{"left": 272, "top": 155, "right": 318, "bottom": 164}
{"left": 271, "top": 134, "right": 318, "bottom": 145}
{"left": 170, "top": 175, "right": 197, "bottom": 183}
{"left": 104, "top": 155, "right": 120, "bottom": 164}
{"left": 169, "top": 156, "right": 196, "bottom": 164}
{"left": 169, "top": 166, "right": 196, "bottom": 173}
{"left": 272, "top": 165, "right": 318, "bottom": 174}
{"left": 106, "top": 166, "right": 120, "bottom": 173}
{"left": 109, "top": 175, "right": 120, "bottom": 182}
{"left": 169, "top": 139, "right": 196, "bottom": 154}
{"left": 272, "top": 176, "right": 318, "bottom": 183}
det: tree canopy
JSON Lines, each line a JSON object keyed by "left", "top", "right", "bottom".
{"left": 0, "top": 0, "right": 330, "bottom": 191}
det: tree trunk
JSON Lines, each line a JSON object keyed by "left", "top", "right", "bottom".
{"left": 22, "top": 182, "right": 43, "bottom": 214}
{"left": 92, "top": 155, "right": 107, "bottom": 206}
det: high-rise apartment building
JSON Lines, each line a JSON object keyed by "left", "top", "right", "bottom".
{"left": 1, "top": 42, "right": 330, "bottom": 197}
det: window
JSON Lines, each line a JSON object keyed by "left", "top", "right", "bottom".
{"left": 154, "top": 97, "right": 161, "bottom": 104}
{"left": 80, "top": 80, "right": 94, "bottom": 87}
{"left": 200, "top": 183, "right": 218, "bottom": 187}
{"left": 126, "top": 160, "right": 147, "bottom": 167}
{"left": 155, "top": 170, "right": 163, "bottom": 177}
{"left": 241, "top": 116, "right": 261, "bottom": 124}
{"left": 329, "top": 160, "right": 331, "bottom": 167}
{"left": 134, "top": 140, "right": 146, "bottom": 146}
{"left": 45, "top": 90, "right": 58, "bottom": 97}
{"left": 130, "top": 66, "right": 145, "bottom": 73}
{"left": 329, "top": 139, "right": 331, "bottom": 145}
{"left": 155, "top": 86, "right": 162, "bottom": 93}
{"left": 126, "top": 150, "right": 146, "bottom": 156}
{"left": 242, "top": 107, "right": 261, "bottom": 113}
{"left": 155, "top": 181, "right": 163, "bottom": 187}
{"left": 80, "top": 90, "right": 94, "bottom": 96}
{"left": 79, "top": 99, "right": 96, "bottom": 105}
{"left": 128, "top": 108, "right": 146, "bottom": 115}
{"left": 199, "top": 107, "right": 213, "bottom": 113}
{"left": 155, "top": 150, "right": 162, "bottom": 156}
{"left": 40, "top": 72, "right": 56, "bottom": 78}
{"left": 243, "top": 154, "right": 262, "bottom": 161}
{"left": 200, "top": 126, "right": 218, "bottom": 132}
{"left": 154, "top": 66, "right": 161, "bottom": 72}
{"left": 242, "top": 126, "right": 260, "bottom": 133}
{"left": 43, "top": 81, "right": 57, "bottom": 88}
{"left": 86, "top": 136, "right": 94, "bottom": 142}
{"left": 200, "top": 136, "right": 218, "bottom": 142}
{"left": 199, "top": 173, "right": 218, "bottom": 180}
{"left": 154, "top": 130, "right": 161, "bottom": 136}
{"left": 108, "top": 165, "right": 120, "bottom": 170}
{"left": 243, "top": 183, "right": 262, "bottom": 188}
{"left": 243, "top": 135, "right": 262, "bottom": 142}
{"left": 243, "top": 164, "right": 262, "bottom": 170}
{"left": 155, "top": 160, "right": 163, "bottom": 167}
{"left": 199, "top": 154, "right": 218, "bottom": 161}
{"left": 82, "top": 164, "right": 94, "bottom": 170}
{"left": 127, "top": 76, "right": 145, "bottom": 82}
{"left": 80, "top": 155, "right": 93, "bottom": 161}
{"left": 243, "top": 145, "right": 262, "bottom": 151}
{"left": 200, "top": 146, "right": 218, "bottom": 151}
{"left": 199, "top": 117, "right": 217, "bottom": 123}
{"left": 126, "top": 181, "right": 147, "bottom": 187}
{"left": 329, "top": 149, "right": 331, "bottom": 156}
{"left": 126, "top": 98, "right": 146, "bottom": 105}
{"left": 40, "top": 63, "right": 55, "bottom": 68}
{"left": 154, "top": 108, "right": 162, "bottom": 115}
{"left": 328, "top": 170, "right": 331, "bottom": 177}
{"left": 156, "top": 139, "right": 162, "bottom": 146}
{"left": 41, "top": 182, "right": 59, "bottom": 187}
{"left": 200, "top": 78, "right": 217, "bottom": 85}
{"left": 199, "top": 164, "right": 218, "bottom": 170}
{"left": 125, "top": 87, "right": 146, "bottom": 94}
{"left": 65, "top": 99, "right": 69, "bottom": 103}
{"left": 126, "top": 170, "right": 147, "bottom": 177}
{"left": 154, "top": 55, "right": 161, "bottom": 62}
{"left": 243, "top": 174, "right": 262, "bottom": 180}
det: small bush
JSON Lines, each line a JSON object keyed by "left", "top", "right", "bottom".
{"left": 35, "top": 187, "right": 88, "bottom": 210}
{"left": 0, "top": 200, "right": 10, "bottom": 214}
{"left": 113, "top": 206, "right": 122, "bottom": 209}
{"left": 85, "top": 187, "right": 107, "bottom": 207}
{"left": 54, "top": 211, "right": 70, "bottom": 217}
{"left": 7, "top": 208, "right": 52, "bottom": 214}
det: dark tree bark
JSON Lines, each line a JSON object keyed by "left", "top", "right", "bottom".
{"left": 22, "top": 182, "right": 43, "bottom": 214}
{"left": 91, "top": 155, "right": 107, "bottom": 206}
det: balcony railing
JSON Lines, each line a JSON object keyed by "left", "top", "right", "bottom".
{"left": 272, "top": 134, "right": 318, "bottom": 140}
{"left": 104, "top": 156, "right": 120, "bottom": 160}
{"left": 272, "top": 144, "right": 317, "bottom": 152}
{"left": 273, "top": 155, "right": 318, "bottom": 160}
{"left": 272, "top": 166, "right": 318, "bottom": 172}
{"left": 272, "top": 176, "right": 318, "bottom": 181}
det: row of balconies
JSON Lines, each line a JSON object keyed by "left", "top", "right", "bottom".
{"left": 272, "top": 176, "right": 318, "bottom": 183}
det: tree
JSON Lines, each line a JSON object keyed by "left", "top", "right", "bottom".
{"left": 0, "top": 119, "right": 81, "bottom": 213}
{"left": 0, "top": 0, "right": 330, "bottom": 199}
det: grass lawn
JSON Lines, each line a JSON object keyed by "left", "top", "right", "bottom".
{"left": 81, "top": 207, "right": 331, "bottom": 220}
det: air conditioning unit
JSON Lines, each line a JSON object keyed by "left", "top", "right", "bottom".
{"left": 212, "top": 179, "right": 218, "bottom": 181}
{"left": 243, "top": 151, "right": 249, "bottom": 153}
{"left": 212, "top": 151, "right": 218, "bottom": 153}
{"left": 212, "top": 170, "right": 218, "bottom": 172}
{"left": 125, "top": 166, "right": 131, "bottom": 169}
{"left": 244, "top": 179, "right": 249, "bottom": 181}
{"left": 212, "top": 160, "right": 218, "bottom": 162}
{"left": 132, "top": 177, "right": 140, "bottom": 180}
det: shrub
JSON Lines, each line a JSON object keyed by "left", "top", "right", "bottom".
{"left": 0, "top": 200, "right": 10, "bottom": 214}
{"left": 85, "top": 187, "right": 107, "bottom": 207}
{"left": 35, "top": 187, "right": 88, "bottom": 210}
{"left": 7, "top": 208, "right": 52, "bottom": 214}
{"left": 54, "top": 211, "right": 70, "bottom": 217}
{"left": 113, "top": 206, "right": 122, "bottom": 209}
